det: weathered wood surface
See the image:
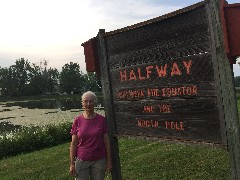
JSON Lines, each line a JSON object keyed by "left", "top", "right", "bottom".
{"left": 207, "top": 0, "right": 240, "bottom": 179}
{"left": 97, "top": 29, "right": 122, "bottom": 180}
{"left": 95, "top": 0, "right": 240, "bottom": 179}
{"left": 103, "top": 3, "right": 223, "bottom": 144}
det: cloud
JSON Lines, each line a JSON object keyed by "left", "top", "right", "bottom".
{"left": 85, "top": 0, "right": 183, "bottom": 32}
{"left": 0, "top": 0, "right": 239, "bottom": 76}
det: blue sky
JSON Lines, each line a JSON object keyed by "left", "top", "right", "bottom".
{"left": 0, "top": 0, "right": 239, "bottom": 75}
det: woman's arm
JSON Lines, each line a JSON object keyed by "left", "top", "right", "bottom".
{"left": 69, "top": 135, "right": 78, "bottom": 176}
{"left": 103, "top": 133, "right": 112, "bottom": 172}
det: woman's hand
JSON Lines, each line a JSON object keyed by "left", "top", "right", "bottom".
{"left": 103, "top": 133, "right": 112, "bottom": 173}
{"left": 69, "top": 163, "right": 76, "bottom": 176}
{"left": 106, "top": 159, "right": 112, "bottom": 173}
{"left": 70, "top": 135, "right": 78, "bottom": 176}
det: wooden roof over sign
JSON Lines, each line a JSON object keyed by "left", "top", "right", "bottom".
{"left": 104, "top": 1, "right": 207, "bottom": 37}
{"left": 82, "top": 0, "right": 240, "bottom": 64}
{"left": 81, "top": 1, "right": 207, "bottom": 45}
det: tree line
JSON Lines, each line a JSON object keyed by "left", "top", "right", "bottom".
{"left": 0, "top": 58, "right": 102, "bottom": 97}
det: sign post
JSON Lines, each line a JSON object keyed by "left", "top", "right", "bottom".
{"left": 97, "top": 29, "right": 122, "bottom": 180}
{"left": 208, "top": 0, "right": 240, "bottom": 179}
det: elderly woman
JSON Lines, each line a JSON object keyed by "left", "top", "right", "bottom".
{"left": 70, "top": 91, "right": 112, "bottom": 180}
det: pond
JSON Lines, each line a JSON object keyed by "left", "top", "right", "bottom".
{"left": 3, "top": 99, "right": 83, "bottom": 111}
{"left": 0, "top": 97, "right": 104, "bottom": 134}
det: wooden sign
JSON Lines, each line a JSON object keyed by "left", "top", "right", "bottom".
{"left": 99, "top": 1, "right": 224, "bottom": 144}
{"left": 85, "top": 0, "right": 240, "bottom": 179}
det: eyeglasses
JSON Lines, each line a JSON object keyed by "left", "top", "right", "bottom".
{"left": 82, "top": 100, "right": 94, "bottom": 104}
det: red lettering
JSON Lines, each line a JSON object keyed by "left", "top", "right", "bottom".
{"left": 192, "top": 85, "right": 197, "bottom": 94}
{"left": 137, "top": 120, "right": 159, "bottom": 128}
{"left": 161, "top": 85, "right": 198, "bottom": 97}
{"left": 118, "top": 59, "right": 193, "bottom": 82}
{"left": 156, "top": 64, "right": 167, "bottom": 77}
{"left": 128, "top": 90, "right": 145, "bottom": 98}
{"left": 171, "top": 62, "right": 181, "bottom": 76}
{"left": 183, "top": 60, "right": 192, "bottom": 74}
{"left": 147, "top": 88, "right": 159, "bottom": 97}
{"left": 146, "top": 66, "right": 153, "bottom": 79}
{"left": 117, "top": 90, "right": 127, "bottom": 99}
{"left": 165, "top": 121, "right": 184, "bottom": 131}
{"left": 129, "top": 70, "right": 137, "bottom": 81}
{"left": 138, "top": 68, "right": 146, "bottom": 80}
{"left": 120, "top": 70, "right": 127, "bottom": 82}
{"left": 143, "top": 105, "right": 154, "bottom": 113}
{"left": 158, "top": 104, "right": 171, "bottom": 113}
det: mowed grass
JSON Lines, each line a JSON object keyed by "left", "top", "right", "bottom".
{"left": 0, "top": 138, "right": 230, "bottom": 180}
{"left": 1, "top": 90, "right": 237, "bottom": 180}
{"left": 0, "top": 143, "right": 73, "bottom": 180}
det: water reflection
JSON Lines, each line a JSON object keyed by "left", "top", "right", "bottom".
{"left": 0, "top": 97, "right": 104, "bottom": 134}
{"left": 3, "top": 99, "right": 82, "bottom": 111}
{"left": 0, "top": 109, "right": 12, "bottom": 112}
{"left": 3, "top": 97, "right": 103, "bottom": 111}
{"left": 0, "top": 117, "right": 15, "bottom": 121}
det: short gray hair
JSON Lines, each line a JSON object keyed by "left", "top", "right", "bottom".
{"left": 81, "top": 91, "right": 97, "bottom": 102}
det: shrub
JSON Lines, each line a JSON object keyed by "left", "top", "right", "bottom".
{"left": 0, "top": 122, "right": 72, "bottom": 159}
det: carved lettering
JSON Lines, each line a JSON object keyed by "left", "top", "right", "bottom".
{"left": 162, "top": 85, "right": 197, "bottom": 97}
{"left": 183, "top": 60, "right": 192, "bottom": 74}
{"left": 147, "top": 88, "right": 159, "bottom": 97}
{"left": 137, "top": 120, "right": 184, "bottom": 131}
{"left": 158, "top": 104, "right": 171, "bottom": 113}
{"left": 138, "top": 67, "right": 146, "bottom": 80}
{"left": 156, "top": 64, "right": 167, "bottom": 77}
{"left": 146, "top": 66, "right": 154, "bottom": 79}
{"left": 142, "top": 104, "right": 172, "bottom": 113}
{"left": 129, "top": 69, "right": 137, "bottom": 81}
{"left": 137, "top": 120, "right": 159, "bottom": 128}
{"left": 128, "top": 90, "right": 145, "bottom": 98}
{"left": 165, "top": 121, "right": 184, "bottom": 131}
{"left": 143, "top": 105, "right": 155, "bottom": 113}
{"left": 120, "top": 70, "right": 127, "bottom": 81}
{"left": 116, "top": 85, "right": 198, "bottom": 100}
{"left": 171, "top": 62, "right": 181, "bottom": 76}
{"left": 119, "top": 59, "right": 192, "bottom": 82}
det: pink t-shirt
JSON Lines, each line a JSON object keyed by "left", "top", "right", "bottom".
{"left": 70, "top": 113, "right": 109, "bottom": 161}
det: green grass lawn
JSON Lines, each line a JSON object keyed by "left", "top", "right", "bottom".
{"left": 0, "top": 138, "right": 230, "bottom": 180}
{"left": 0, "top": 143, "right": 72, "bottom": 180}
{"left": 0, "top": 90, "right": 237, "bottom": 180}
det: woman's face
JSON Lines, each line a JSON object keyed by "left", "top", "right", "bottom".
{"left": 82, "top": 94, "right": 95, "bottom": 112}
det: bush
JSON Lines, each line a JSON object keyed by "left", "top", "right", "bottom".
{"left": 0, "top": 122, "right": 72, "bottom": 159}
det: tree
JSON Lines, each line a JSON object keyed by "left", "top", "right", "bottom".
{"left": 0, "top": 64, "right": 26, "bottom": 96}
{"left": 59, "top": 62, "right": 84, "bottom": 94}
{"left": 6, "top": 58, "right": 32, "bottom": 96}
{"left": 27, "top": 62, "right": 59, "bottom": 95}
{"left": 27, "top": 63, "right": 44, "bottom": 95}
{"left": 0, "top": 58, "right": 59, "bottom": 96}
{"left": 46, "top": 68, "right": 59, "bottom": 94}
{"left": 0, "top": 67, "right": 12, "bottom": 96}
{"left": 82, "top": 72, "right": 102, "bottom": 92}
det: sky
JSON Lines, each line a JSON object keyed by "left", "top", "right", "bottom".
{"left": 0, "top": 0, "right": 239, "bottom": 75}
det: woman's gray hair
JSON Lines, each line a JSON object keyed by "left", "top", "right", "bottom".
{"left": 81, "top": 91, "right": 97, "bottom": 102}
